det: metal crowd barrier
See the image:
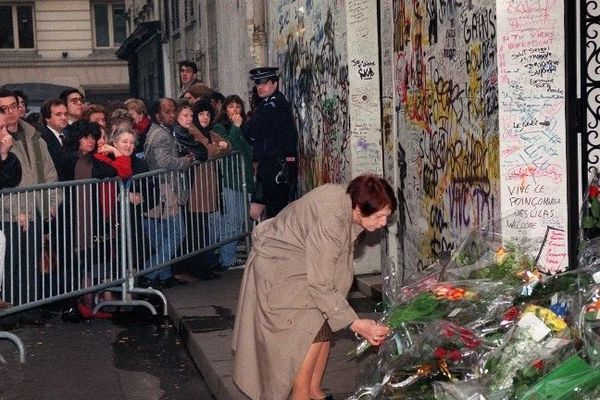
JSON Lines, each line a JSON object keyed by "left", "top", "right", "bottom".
{"left": 0, "top": 151, "right": 250, "bottom": 362}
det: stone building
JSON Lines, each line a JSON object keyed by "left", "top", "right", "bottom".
{"left": 0, "top": 0, "right": 129, "bottom": 108}
{"left": 120, "top": 0, "right": 265, "bottom": 103}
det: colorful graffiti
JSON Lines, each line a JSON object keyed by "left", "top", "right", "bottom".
{"left": 392, "top": 0, "right": 500, "bottom": 274}
{"left": 269, "top": 0, "right": 350, "bottom": 193}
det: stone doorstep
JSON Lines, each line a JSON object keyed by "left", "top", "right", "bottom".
{"left": 353, "top": 273, "right": 383, "bottom": 303}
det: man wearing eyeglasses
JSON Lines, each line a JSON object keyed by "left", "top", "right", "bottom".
{"left": 0, "top": 89, "right": 59, "bottom": 305}
{"left": 59, "top": 88, "right": 85, "bottom": 126}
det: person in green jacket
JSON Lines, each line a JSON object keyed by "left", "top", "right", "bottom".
{"left": 213, "top": 95, "right": 254, "bottom": 269}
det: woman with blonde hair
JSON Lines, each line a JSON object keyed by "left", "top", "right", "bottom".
{"left": 124, "top": 98, "right": 151, "bottom": 154}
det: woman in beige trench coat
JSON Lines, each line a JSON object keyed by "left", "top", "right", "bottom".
{"left": 232, "top": 174, "right": 396, "bottom": 400}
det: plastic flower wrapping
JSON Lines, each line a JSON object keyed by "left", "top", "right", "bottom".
{"left": 348, "top": 223, "right": 600, "bottom": 400}
{"left": 581, "top": 171, "right": 600, "bottom": 241}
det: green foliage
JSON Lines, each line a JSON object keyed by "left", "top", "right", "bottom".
{"left": 385, "top": 293, "right": 447, "bottom": 328}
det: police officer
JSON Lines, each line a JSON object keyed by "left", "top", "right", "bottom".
{"left": 245, "top": 67, "right": 298, "bottom": 219}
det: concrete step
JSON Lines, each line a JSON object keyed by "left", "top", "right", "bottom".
{"left": 353, "top": 273, "right": 383, "bottom": 303}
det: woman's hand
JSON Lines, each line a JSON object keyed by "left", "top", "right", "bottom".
{"left": 350, "top": 319, "right": 390, "bottom": 346}
{"left": 98, "top": 144, "right": 122, "bottom": 157}
{"left": 129, "top": 192, "right": 142, "bottom": 205}
{"left": 230, "top": 113, "right": 243, "bottom": 128}
{"left": 0, "top": 133, "right": 14, "bottom": 161}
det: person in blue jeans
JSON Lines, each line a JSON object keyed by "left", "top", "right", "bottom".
{"left": 141, "top": 98, "right": 193, "bottom": 285}
{"left": 143, "top": 212, "right": 185, "bottom": 282}
{"left": 213, "top": 95, "right": 254, "bottom": 269}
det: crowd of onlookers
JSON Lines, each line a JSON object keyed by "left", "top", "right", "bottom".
{"left": 0, "top": 60, "right": 298, "bottom": 321}
{"left": 0, "top": 60, "right": 257, "bottom": 318}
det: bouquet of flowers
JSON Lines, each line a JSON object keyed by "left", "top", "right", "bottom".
{"left": 349, "top": 280, "right": 513, "bottom": 357}
{"left": 581, "top": 284, "right": 600, "bottom": 366}
{"left": 514, "top": 354, "right": 600, "bottom": 400}
{"left": 371, "top": 321, "right": 486, "bottom": 400}
{"left": 484, "top": 304, "right": 571, "bottom": 394}
{"left": 441, "top": 230, "right": 541, "bottom": 286}
{"left": 581, "top": 174, "right": 600, "bottom": 240}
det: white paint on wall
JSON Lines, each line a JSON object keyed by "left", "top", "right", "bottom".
{"left": 497, "top": 1, "right": 569, "bottom": 274}
{"left": 346, "top": 0, "right": 383, "bottom": 178}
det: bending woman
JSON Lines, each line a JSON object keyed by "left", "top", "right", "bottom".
{"left": 232, "top": 174, "right": 395, "bottom": 400}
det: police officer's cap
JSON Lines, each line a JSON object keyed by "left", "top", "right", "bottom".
{"left": 250, "top": 67, "right": 279, "bottom": 83}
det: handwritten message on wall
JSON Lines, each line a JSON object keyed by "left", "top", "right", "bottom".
{"left": 347, "top": 0, "right": 383, "bottom": 176}
{"left": 497, "top": 0, "right": 568, "bottom": 273}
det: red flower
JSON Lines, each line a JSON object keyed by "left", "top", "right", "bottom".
{"left": 448, "top": 349, "right": 463, "bottom": 362}
{"left": 461, "top": 334, "right": 481, "bottom": 349}
{"left": 433, "top": 347, "right": 447, "bottom": 359}
{"left": 533, "top": 359, "right": 544, "bottom": 370}
{"left": 502, "top": 306, "right": 520, "bottom": 322}
{"left": 441, "top": 326, "right": 456, "bottom": 338}
{"left": 590, "top": 185, "right": 600, "bottom": 199}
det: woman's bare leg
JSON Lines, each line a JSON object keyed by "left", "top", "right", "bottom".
{"left": 309, "top": 341, "right": 330, "bottom": 399}
{"left": 291, "top": 342, "right": 323, "bottom": 400}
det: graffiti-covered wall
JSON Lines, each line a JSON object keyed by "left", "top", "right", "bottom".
{"left": 392, "top": 0, "right": 500, "bottom": 275}
{"left": 268, "top": 0, "right": 351, "bottom": 192}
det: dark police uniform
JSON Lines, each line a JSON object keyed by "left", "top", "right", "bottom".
{"left": 245, "top": 67, "right": 298, "bottom": 218}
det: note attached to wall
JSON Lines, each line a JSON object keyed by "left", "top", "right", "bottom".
{"left": 536, "top": 227, "right": 567, "bottom": 275}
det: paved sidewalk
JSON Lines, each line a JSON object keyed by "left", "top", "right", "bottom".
{"left": 162, "top": 270, "right": 382, "bottom": 400}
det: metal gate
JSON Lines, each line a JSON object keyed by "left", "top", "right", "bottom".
{"left": 566, "top": 0, "right": 600, "bottom": 265}
{"left": 579, "top": 1, "right": 600, "bottom": 183}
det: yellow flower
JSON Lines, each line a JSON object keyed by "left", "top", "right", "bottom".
{"left": 495, "top": 246, "right": 508, "bottom": 264}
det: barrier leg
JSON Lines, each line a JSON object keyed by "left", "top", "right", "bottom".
{"left": 0, "top": 331, "right": 25, "bottom": 363}
{"left": 127, "top": 287, "right": 168, "bottom": 316}
{"left": 93, "top": 282, "right": 161, "bottom": 316}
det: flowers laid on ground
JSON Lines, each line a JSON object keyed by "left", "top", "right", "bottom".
{"left": 582, "top": 183, "right": 600, "bottom": 239}
{"left": 348, "top": 234, "right": 600, "bottom": 400}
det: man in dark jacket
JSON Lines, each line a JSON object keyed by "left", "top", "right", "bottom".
{"left": 244, "top": 67, "right": 298, "bottom": 219}
{"left": 40, "top": 98, "right": 70, "bottom": 181}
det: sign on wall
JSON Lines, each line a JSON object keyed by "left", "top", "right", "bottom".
{"left": 497, "top": 0, "right": 568, "bottom": 274}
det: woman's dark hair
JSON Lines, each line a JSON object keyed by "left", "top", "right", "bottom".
{"left": 346, "top": 174, "right": 397, "bottom": 216}
{"left": 64, "top": 119, "right": 101, "bottom": 152}
{"left": 215, "top": 95, "right": 246, "bottom": 126}
{"left": 192, "top": 100, "right": 215, "bottom": 132}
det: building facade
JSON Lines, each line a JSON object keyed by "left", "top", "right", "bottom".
{"left": 121, "top": 1, "right": 577, "bottom": 278}
{"left": 0, "top": 0, "right": 129, "bottom": 107}
{"left": 121, "top": 0, "right": 266, "bottom": 103}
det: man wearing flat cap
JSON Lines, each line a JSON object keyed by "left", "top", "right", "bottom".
{"left": 245, "top": 66, "right": 298, "bottom": 220}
